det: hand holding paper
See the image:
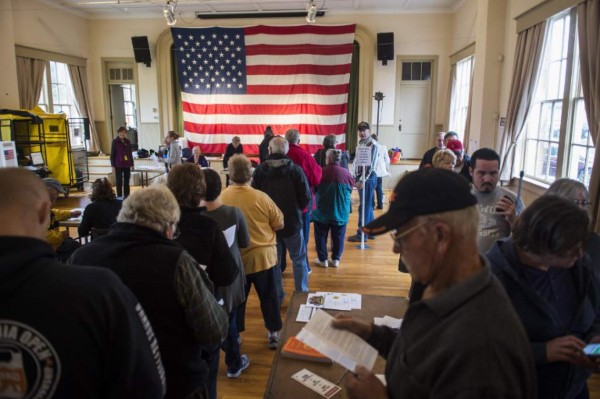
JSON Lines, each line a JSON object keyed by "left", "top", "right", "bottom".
{"left": 296, "top": 309, "right": 378, "bottom": 372}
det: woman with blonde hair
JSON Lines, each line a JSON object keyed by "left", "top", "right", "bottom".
{"left": 432, "top": 149, "right": 457, "bottom": 171}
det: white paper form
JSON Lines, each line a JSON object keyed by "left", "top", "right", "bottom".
{"left": 296, "top": 309, "right": 378, "bottom": 372}
{"left": 222, "top": 225, "right": 236, "bottom": 248}
{"left": 317, "top": 292, "right": 361, "bottom": 310}
{"left": 296, "top": 304, "right": 318, "bottom": 322}
{"left": 374, "top": 316, "right": 403, "bottom": 329}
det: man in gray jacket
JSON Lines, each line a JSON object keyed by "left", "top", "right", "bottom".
{"left": 333, "top": 168, "right": 536, "bottom": 399}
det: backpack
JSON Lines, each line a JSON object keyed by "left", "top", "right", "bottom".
{"left": 374, "top": 142, "right": 390, "bottom": 177}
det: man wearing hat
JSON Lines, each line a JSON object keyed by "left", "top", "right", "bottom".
{"left": 445, "top": 138, "right": 472, "bottom": 182}
{"left": 43, "top": 177, "right": 81, "bottom": 262}
{"left": 348, "top": 121, "right": 379, "bottom": 242}
{"left": 332, "top": 168, "right": 536, "bottom": 398}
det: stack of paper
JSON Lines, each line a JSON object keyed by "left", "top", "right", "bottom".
{"left": 296, "top": 309, "right": 378, "bottom": 372}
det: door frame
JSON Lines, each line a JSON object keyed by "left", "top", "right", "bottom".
{"left": 394, "top": 55, "right": 438, "bottom": 151}
{"left": 101, "top": 58, "right": 140, "bottom": 140}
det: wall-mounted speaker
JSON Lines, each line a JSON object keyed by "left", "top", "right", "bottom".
{"left": 377, "top": 32, "right": 394, "bottom": 65}
{"left": 131, "top": 36, "right": 151, "bottom": 67}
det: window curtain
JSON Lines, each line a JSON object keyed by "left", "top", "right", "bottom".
{"left": 68, "top": 65, "right": 101, "bottom": 152}
{"left": 463, "top": 59, "right": 475, "bottom": 146}
{"left": 16, "top": 57, "right": 45, "bottom": 110}
{"left": 498, "top": 22, "right": 546, "bottom": 181}
{"left": 345, "top": 41, "right": 360, "bottom": 154}
{"left": 444, "top": 63, "right": 457, "bottom": 131}
{"left": 577, "top": 0, "right": 600, "bottom": 231}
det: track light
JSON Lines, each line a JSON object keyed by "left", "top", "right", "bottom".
{"left": 306, "top": 0, "right": 317, "bottom": 23}
{"left": 164, "top": 1, "right": 176, "bottom": 26}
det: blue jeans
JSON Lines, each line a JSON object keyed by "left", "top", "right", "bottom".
{"left": 302, "top": 211, "right": 312, "bottom": 271}
{"left": 314, "top": 222, "right": 347, "bottom": 261}
{"left": 357, "top": 173, "right": 377, "bottom": 235}
{"left": 374, "top": 176, "right": 383, "bottom": 208}
{"left": 277, "top": 230, "right": 309, "bottom": 293}
{"left": 221, "top": 309, "right": 242, "bottom": 372}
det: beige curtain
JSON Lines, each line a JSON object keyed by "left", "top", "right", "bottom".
{"left": 444, "top": 63, "right": 456, "bottom": 131}
{"left": 16, "top": 56, "right": 46, "bottom": 110}
{"left": 68, "top": 65, "right": 101, "bottom": 152}
{"left": 498, "top": 22, "right": 546, "bottom": 181}
{"left": 463, "top": 58, "right": 475, "bottom": 146}
{"left": 578, "top": 0, "right": 600, "bottom": 231}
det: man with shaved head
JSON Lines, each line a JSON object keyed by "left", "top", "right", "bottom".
{"left": 0, "top": 168, "right": 166, "bottom": 398}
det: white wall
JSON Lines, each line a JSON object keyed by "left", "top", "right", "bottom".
{"left": 5, "top": 0, "right": 552, "bottom": 160}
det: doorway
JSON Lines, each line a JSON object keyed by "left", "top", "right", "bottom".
{"left": 394, "top": 58, "right": 436, "bottom": 159}
{"left": 105, "top": 61, "right": 139, "bottom": 150}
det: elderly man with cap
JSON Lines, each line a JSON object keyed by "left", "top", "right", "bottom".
{"left": 42, "top": 177, "right": 81, "bottom": 262}
{"left": 348, "top": 121, "right": 379, "bottom": 242}
{"left": 332, "top": 168, "right": 536, "bottom": 399}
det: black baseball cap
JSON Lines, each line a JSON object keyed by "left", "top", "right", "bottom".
{"left": 362, "top": 168, "right": 477, "bottom": 235}
{"left": 357, "top": 121, "right": 370, "bottom": 131}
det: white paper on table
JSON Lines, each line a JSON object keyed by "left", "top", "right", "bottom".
{"left": 374, "top": 316, "right": 403, "bottom": 329}
{"left": 306, "top": 293, "right": 326, "bottom": 308}
{"left": 296, "top": 309, "right": 378, "bottom": 372}
{"left": 317, "top": 292, "right": 361, "bottom": 310}
{"left": 296, "top": 304, "right": 318, "bottom": 322}
{"left": 222, "top": 225, "right": 236, "bottom": 248}
{"left": 291, "top": 369, "right": 342, "bottom": 399}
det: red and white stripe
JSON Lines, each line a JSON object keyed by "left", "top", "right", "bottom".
{"left": 183, "top": 24, "right": 356, "bottom": 155}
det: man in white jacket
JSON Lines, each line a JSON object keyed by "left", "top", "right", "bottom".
{"left": 371, "top": 134, "right": 390, "bottom": 210}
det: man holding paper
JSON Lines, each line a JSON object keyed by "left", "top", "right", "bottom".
{"left": 332, "top": 168, "right": 536, "bottom": 398}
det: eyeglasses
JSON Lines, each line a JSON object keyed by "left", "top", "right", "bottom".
{"left": 389, "top": 221, "right": 427, "bottom": 244}
{"left": 573, "top": 199, "right": 591, "bottom": 207}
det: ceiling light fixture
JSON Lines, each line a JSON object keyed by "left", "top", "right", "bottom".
{"left": 163, "top": 0, "right": 177, "bottom": 26}
{"left": 196, "top": 10, "right": 326, "bottom": 20}
{"left": 306, "top": 0, "right": 317, "bottom": 23}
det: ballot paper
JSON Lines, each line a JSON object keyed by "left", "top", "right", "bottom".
{"left": 296, "top": 309, "right": 378, "bottom": 372}
{"left": 306, "top": 292, "right": 361, "bottom": 311}
{"left": 291, "top": 369, "right": 342, "bottom": 398}
{"left": 222, "top": 225, "right": 236, "bottom": 248}
{"left": 374, "top": 316, "right": 403, "bottom": 329}
{"left": 296, "top": 304, "right": 318, "bottom": 322}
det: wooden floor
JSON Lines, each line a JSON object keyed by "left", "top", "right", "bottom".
{"left": 57, "top": 185, "right": 600, "bottom": 398}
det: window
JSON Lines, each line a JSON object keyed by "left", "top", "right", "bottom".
{"left": 448, "top": 55, "right": 474, "bottom": 139}
{"left": 401, "top": 62, "right": 432, "bottom": 81}
{"left": 122, "top": 84, "right": 137, "bottom": 129}
{"left": 38, "top": 61, "right": 82, "bottom": 146}
{"left": 522, "top": 9, "right": 594, "bottom": 187}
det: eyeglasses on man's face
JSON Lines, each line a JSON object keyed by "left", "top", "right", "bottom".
{"left": 389, "top": 221, "right": 427, "bottom": 246}
{"left": 572, "top": 199, "right": 591, "bottom": 208}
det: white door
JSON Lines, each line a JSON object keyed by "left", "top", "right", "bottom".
{"left": 394, "top": 59, "right": 434, "bottom": 159}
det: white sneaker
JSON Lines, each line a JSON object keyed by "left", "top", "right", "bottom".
{"left": 314, "top": 259, "right": 328, "bottom": 268}
{"left": 330, "top": 260, "right": 340, "bottom": 268}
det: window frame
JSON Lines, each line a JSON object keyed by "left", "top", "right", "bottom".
{"left": 520, "top": 7, "right": 594, "bottom": 188}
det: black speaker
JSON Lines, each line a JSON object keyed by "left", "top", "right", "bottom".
{"left": 377, "top": 32, "right": 394, "bottom": 65}
{"left": 131, "top": 36, "right": 151, "bottom": 67}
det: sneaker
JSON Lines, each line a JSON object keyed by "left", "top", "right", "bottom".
{"left": 227, "top": 354, "right": 250, "bottom": 378}
{"left": 315, "top": 259, "right": 328, "bottom": 268}
{"left": 268, "top": 331, "right": 279, "bottom": 349}
{"left": 347, "top": 234, "right": 367, "bottom": 242}
{"left": 368, "top": 235, "right": 375, "bottom": 240}
{"left": 330, "top": 260, "right": 340, "bottom": 268}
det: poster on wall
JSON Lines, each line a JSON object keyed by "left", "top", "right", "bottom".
{"left": 0, "top": 141, "right": 18, "bottom": 168}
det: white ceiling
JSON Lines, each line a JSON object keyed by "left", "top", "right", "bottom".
{"left": 39, "top": 0, "right": 464, "bottom": 20}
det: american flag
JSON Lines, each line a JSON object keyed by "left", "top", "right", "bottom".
{"left": 171, "top": 25, "right": 356, "bottom": 155}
